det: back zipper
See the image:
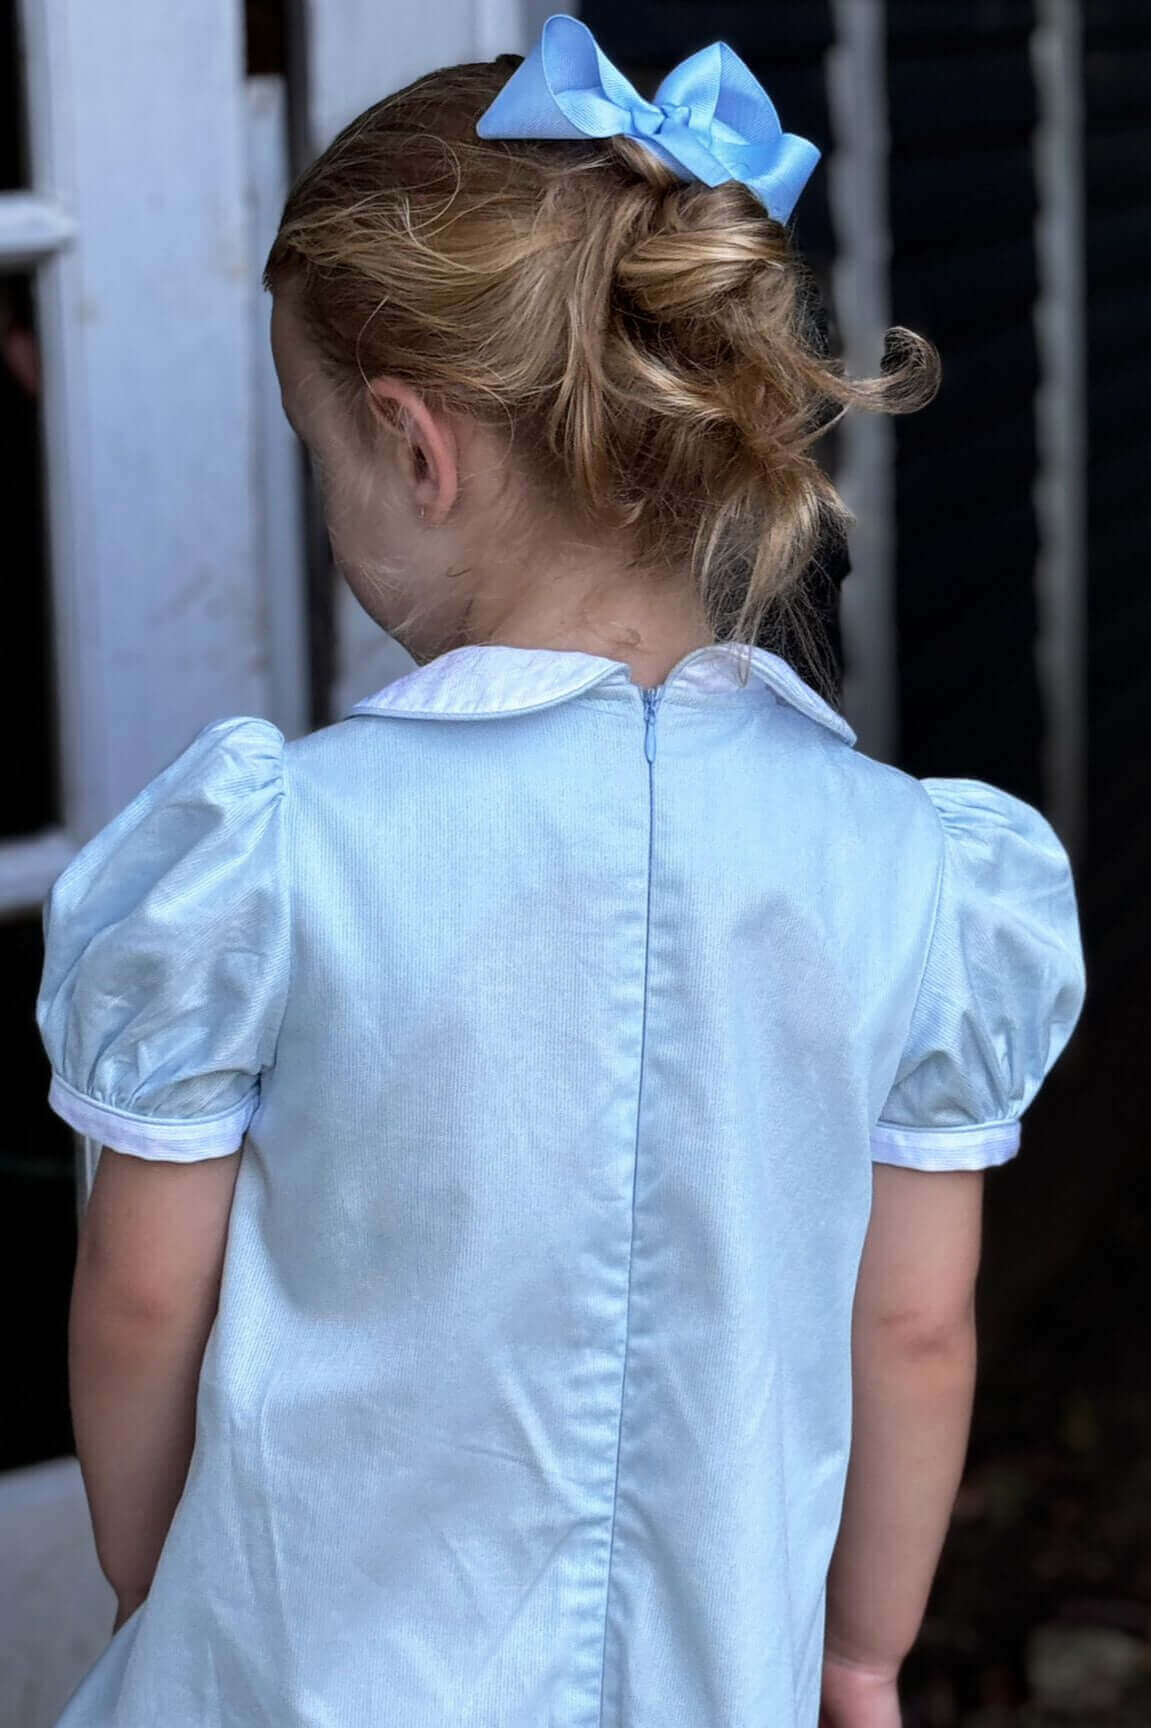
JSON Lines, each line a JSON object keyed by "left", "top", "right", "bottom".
{"left": 642, "top": 686, "right": 663, "bottom": 763}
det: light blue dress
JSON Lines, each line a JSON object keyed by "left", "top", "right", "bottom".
{"left": 37, "top": 641, "right": 1086, "bottom": 1728}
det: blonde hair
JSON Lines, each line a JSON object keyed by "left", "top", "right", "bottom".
{"left": 265, "top": 54, "right": 938, "bottom": 655}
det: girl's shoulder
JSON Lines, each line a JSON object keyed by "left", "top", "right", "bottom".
{"left": 853, "top": 756, "right": 1077, "bottom": 893}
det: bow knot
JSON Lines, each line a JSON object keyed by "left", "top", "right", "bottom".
{"left": 648, "top": 103, "right": 691, "bottom": 134}
{"left": 475, "top": 14, "right": 820, "bottom": 223}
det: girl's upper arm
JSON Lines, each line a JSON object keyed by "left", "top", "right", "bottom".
{"left": 853, "top": 1164, "right": 984, "bottom": 1347}
{"left": 78, "top": 1147, "right": 242, "bottom": 1324}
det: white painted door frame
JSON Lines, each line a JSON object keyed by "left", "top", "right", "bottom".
{"left": 14, "top": 0, "right": 267, "bottom": 847}
{"left": 5, "top": 3, "right": 309, "bottom": 893}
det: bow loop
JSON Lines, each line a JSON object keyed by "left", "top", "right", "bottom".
{"left": 475, "top": 14, "right": 820, "bottom": 222}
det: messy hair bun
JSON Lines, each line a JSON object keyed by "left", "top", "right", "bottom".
{"left": 266, "top": 55, "right": 938, "bottom": 648}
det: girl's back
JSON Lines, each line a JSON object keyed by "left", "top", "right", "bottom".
{"left": 36, "top": 22, "right": 1085, "bottom": 1728}
{"left": 39, "top": 640, "right": 1081, "bottom": 1725}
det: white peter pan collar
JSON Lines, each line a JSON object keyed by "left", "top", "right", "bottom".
{"left": 344, "top": 641, "right": 857, "bottom": 746}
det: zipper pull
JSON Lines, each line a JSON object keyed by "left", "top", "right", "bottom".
{"left": 643, "top": 687, "right": 662, "bottom": 763}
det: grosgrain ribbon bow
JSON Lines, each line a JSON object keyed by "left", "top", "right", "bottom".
{"left": 475, "top": 13, "right": 820, "bottom": 223}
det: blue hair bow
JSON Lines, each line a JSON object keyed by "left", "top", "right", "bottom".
{"left": 475, "top": 13, "right": 820, "bottom": 223}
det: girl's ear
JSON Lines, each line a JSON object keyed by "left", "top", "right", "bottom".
{"left": 366, "top": 377, "right": 460, "bottom": 526}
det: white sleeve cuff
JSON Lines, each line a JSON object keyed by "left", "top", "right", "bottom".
{"left": 47, "top": 1071, "right": 259, "bottom": 1161}
{"left": 869, "top": 1117, "right": 1021, "bottom": 1171}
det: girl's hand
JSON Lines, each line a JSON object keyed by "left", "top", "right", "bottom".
{"left": 819, "top": 1654, "right": 903, "bottom": 1728}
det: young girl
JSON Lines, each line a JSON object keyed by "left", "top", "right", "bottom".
{"left": 36, "top": 17, "right": 1085, "bottom": 1728}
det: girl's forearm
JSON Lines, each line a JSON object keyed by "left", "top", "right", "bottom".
{"left": 824, "top": 1318, "right": 978, "bottom": 1673}
{"left": 69, "top": 1266, "right": 216, "bottom": 1605}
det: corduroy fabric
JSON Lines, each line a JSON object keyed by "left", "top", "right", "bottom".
{"left": 37, "top": 642, "right": 1085, "bottom": 1728}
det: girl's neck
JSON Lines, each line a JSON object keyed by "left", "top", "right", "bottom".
{"left": 438, "top": 549, "right": 717, "bottom": 689}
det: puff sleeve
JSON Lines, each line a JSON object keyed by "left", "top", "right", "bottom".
{"left": 36, "top": 717, "right": 290, "bottom": 1161}
{"left": 870, "top": 778, "right": 1086, "bottom": 1171}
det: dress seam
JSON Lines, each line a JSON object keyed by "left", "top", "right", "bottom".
{"left": 873, "top": 790, "right": 948, "bottom": 1128}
